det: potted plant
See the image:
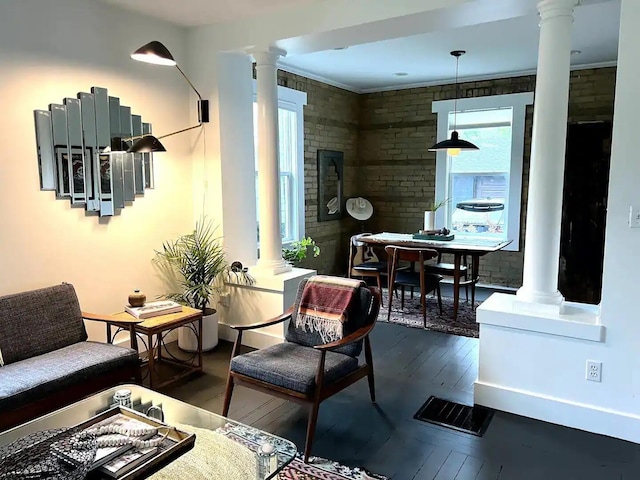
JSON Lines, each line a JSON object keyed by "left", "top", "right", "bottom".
{"left": 153, "top": 218, "right": 227, "bottom": 352}
{"left": 424, "top": 198, "right": 450, "bottom": 231}
{"left": 282, "top": 236, "right": 320, "bottom": 265}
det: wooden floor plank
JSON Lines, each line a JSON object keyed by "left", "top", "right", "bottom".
{"left": 163, "top": 322, "right": 640, "bottom": 479}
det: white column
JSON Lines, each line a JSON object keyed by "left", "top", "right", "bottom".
{"left": 516, "top": 0, "right": 578, "bottom": 308}
{"left": 252, "top": 47, "right": 291, "bottom": 275}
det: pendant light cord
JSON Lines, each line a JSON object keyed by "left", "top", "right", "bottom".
{"left": 453, "top": 54, "right": 459, "bottom": 131}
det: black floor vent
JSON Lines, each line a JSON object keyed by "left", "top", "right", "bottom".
{"left": 414, "top": 396, "right": 494, "bottom": 436}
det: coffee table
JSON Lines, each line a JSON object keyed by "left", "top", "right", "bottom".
{"left": 105, "top": 307, "right": 203, "bottom": 389}
{"left": 0, "top": 385, "right": 297, "bottom": 479}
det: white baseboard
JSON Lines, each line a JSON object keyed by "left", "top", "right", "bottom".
{"left": 218, "top": 323, "right": 284, "bottom": 350}
{"left": 475, "top": 381, "right": 640, "bottom": 444}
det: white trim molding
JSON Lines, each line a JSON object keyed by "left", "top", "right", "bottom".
{"left": 474, "top": 381, "right": 640, "bottom": 445}
{"left": 477, "top": 293, "right": 605, "bottom": 342}
{"left": 252, "top": 81, "right": 308, "bottom": 243}
{"left": 277, "top": 61, "right": 360, "bottom": 94}
{"left": 433, "top": 91, "right": 534, "bottom": 252}
{"left": 277, "top": 61, "right": 617, "bottom": 95}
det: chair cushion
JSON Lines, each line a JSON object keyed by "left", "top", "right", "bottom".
{"left": 0, "top": 341, "right": 139, "bottom": 411}
{"left": 285, "top": 278, "right": 373, "bottom": 357}
{"left": 394, "top": 271, "right": 442, "bottom": 291}
{"left": 0, "top": 284, "right": 87, "bottom": 365}
{"left": 424, "top": 262, "right": 468, "bottom": 275}
{"left": 230, "top": 343, "right": 359, "bottom": 394}
{"left": 353, "top": 261, "right": 387, "bottom": 273}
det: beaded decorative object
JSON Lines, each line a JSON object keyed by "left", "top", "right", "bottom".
{"left": 71, "top": 424, "right": 173, "bottom": 450}
{"left": 0, "top": 427, "right": 96, "bottom": 479}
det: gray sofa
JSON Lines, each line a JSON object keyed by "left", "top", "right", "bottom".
{"left": 0, "top": 283, "right": 140, "bottom": 431}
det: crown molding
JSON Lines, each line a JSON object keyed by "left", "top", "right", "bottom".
{"left": 276, "top": 60, "right": 617, "bottom": 95}
{"left": 276, "top": 61, "right": 361, "bottom": 93}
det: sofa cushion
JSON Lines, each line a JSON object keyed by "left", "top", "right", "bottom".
{"left": 0, "top": 341, "right": 138, "bottom": 411}
{"left": 285, "top": 278, "right": 373, "bottom": 357}
{"left": 0, "top": 284, "right": 87, "bottom": 365}
{"left": 230, "top": 342, "right": 358, "bottom": 394}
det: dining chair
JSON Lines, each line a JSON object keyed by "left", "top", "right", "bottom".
{"left": 424, "top": 253, "right": 470, "bottom": 302}
{"left": 222, "top": 276, "right": 381, "bottom": 462}
{"left": 385, "top": 245, "right": 443, "bottom": 327}
{"left": 347, "top": 233, "right": 388, "bottom": 305}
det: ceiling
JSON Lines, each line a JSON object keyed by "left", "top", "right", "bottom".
{"left": 279, "top": 0, "right": 621, "bottom": 92}
{"left": 100, "top": 0, "right": 620, "bottom": 93}
{"left": 101, "top": 0, "right": 317, "bottom": 26}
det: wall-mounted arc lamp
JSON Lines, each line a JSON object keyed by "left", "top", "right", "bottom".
{"left": 128, "top": 40, "right": 209, "bottom": 153}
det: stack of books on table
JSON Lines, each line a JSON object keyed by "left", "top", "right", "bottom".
{"left": 125, "top": 301, "right": 182, "bottom": 319}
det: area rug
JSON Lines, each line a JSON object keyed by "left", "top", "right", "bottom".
{"left": 217, "top": 422, "right": 389, "bottom": 480}
{"left": 378, "top": 289, "right": 480, "bottom": 338}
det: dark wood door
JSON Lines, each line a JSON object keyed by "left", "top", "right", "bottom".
{"left": 559, "top": 122, "right": 612, "bottom": 304}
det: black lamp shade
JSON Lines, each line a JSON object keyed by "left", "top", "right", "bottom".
{"left": 128, "top": 135, "right": 166, "bottom": 153}
{"left": 428, "top": 131, "right": 479, "bottom": 152}
{"left": 131, "top": 41, "right": 176, "bottom": 66}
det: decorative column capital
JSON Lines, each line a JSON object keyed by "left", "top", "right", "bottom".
{"left": 537, "top": 0, "right": 578, "bottom": 22}
{"left": 248, "top": 47, "right": 287, "bottom": 67}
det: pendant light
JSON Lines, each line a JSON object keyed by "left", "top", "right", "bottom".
{"left": 429, "top": 50, "right": 479, "bottom": 156}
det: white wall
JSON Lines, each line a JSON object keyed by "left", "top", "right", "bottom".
{"left": 0, "top": 0, "right": 193, "bottom": 341}
{"left": 476, "top": 0, "right": 640, "bottom": 443}
{"left": 187, "top": 30, "right": 258, "bottom": 268}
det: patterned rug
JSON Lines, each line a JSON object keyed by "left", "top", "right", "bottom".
{"left": 217, "top": 422, "right": 389, "bottom": 480}
{"left": 378, "top": 289, "right": 480, "bottom": 338}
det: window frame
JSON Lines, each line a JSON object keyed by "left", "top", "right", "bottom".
{"left": 433, "top": 92, "right": 534, "bottom": 251}
{"left": 253, "top": 81, "right": 307, "bottom": 246}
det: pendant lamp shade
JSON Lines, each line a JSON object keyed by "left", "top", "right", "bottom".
{"left": 429, "top": 50, "right": 479, "bottom": 153}
{"left": 128, "top": 135, "right": 166, "bottom": 153}
{"left": 131, "top": 41, "right": 176, "bottom": 66}
{"left": 428, "top": 131, "right": 479, "bottom": 152}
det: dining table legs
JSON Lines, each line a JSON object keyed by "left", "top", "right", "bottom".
{"left": 452, "top": 253, "right": 462, "bottom": 320}
{"left": 452, "top": 253, "right": 482, "bottom": 320}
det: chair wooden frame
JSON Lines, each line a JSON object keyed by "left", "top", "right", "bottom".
{"left": 347, "top": 233, "right": 387, "bottom": 305}
{"left": 425, "top": 253, "right": 471, "bottom": 302}
{"left": 385, "top": 245, "right": 443, "bottom": 327}
{"left": 222, "top": 287, "right": 381, "bottom": 462}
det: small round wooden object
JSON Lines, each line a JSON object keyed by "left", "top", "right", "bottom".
{"left": 128, "top": 290, "right": 146, "bottom": 307}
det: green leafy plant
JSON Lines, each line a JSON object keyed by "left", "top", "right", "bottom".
{"left": 428, "top": 198, "right": 450, "bottom": 212}
{"left": 282, "top": 237, "right": 321, "bottom": 264}
{"left": 153, "top": 219, "right": 230, "bottom": 314}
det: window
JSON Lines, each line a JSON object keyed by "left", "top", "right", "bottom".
{"left": 253, "top": 84, "right": 307, "bottom": 245}
{"left": 433, "top": 92, "right": 533, "bottom": 251}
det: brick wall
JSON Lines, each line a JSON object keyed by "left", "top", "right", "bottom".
{"left": 274, "top": 70, "right": 361, "bottom": 274}
{"left": 358, "top": 67, "right": 616, "bottom": 287}
{"left": 255, "top": 67, "right": 616, "bottom": 284}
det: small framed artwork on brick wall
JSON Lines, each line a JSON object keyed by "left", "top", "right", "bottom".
{"left": 317, "top": 149, "right": 344, "bottom": 222}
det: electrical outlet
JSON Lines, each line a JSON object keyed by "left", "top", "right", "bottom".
{"left": 586, "top": 360, "right": 602, "bottom": 382}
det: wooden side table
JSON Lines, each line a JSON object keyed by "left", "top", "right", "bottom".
{"left": 106, "top": 306, "right": 203, "bottom": 389}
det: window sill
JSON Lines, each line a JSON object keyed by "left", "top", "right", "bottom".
{"left": 477, "top": 293, "right": 605, "bottom": 342}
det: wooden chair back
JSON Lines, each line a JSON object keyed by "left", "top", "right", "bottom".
{"left": 384, "top": 245, "right": 438, "bottom": 266}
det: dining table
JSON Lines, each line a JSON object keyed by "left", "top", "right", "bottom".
{"left": 358, "top": 232, "right": 512, "bottom": 320}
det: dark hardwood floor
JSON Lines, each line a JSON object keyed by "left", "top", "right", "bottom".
{"left": 163, "top": 318, "right": 640, "bottom": 479}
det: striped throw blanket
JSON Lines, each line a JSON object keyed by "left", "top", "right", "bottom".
{"left": 295, "top": 276, "right": 364, "bottom": 343}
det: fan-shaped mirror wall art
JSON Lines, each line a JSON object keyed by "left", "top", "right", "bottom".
{"left": 34, "top": 86, "right": 155, "bottom": 217}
